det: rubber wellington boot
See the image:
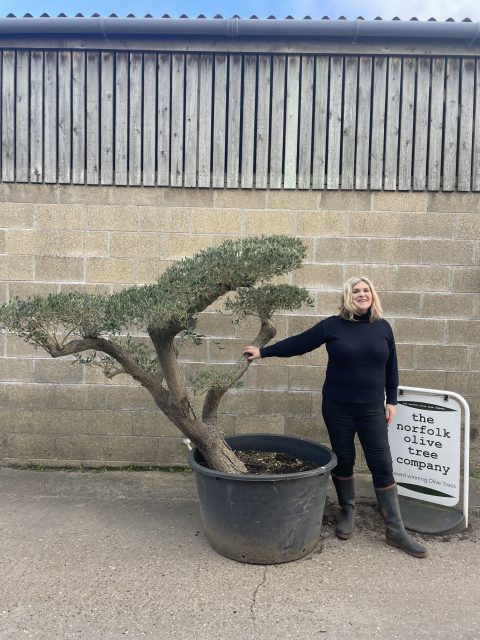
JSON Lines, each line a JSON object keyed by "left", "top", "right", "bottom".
{"left": 332, "top": 475, "right": 356, "bottom": 540}
{"left": 375, "top": 485, "right": 428, "bottom": 558}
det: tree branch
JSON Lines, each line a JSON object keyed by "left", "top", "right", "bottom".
{"left": 149, "top": 329, "right": 187, "bottom": 407}
{"left": 105, "top": 368, "right": 127, "bottom": 379}
{"left": 202, "top": 318, "right": 277, "bottom": 425}
{"left": 44, "top": 335, "right": 170, "bottom": 406}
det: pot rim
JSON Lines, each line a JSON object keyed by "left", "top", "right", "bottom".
{"left": 188, "top": 433, "right": 337, "bottom": 482}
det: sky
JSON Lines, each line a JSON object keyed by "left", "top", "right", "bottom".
{"left": 0, "top": 0, "right": 479, "bottom": 21}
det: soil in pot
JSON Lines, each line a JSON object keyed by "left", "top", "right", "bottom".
{"left": 234, "top": 450, "right": 318, "bottom": 474}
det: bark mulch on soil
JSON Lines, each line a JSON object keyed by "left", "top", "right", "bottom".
{"left": 234, "top": 450, "right": 318, "bottom": 475}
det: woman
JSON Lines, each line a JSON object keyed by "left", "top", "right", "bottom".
{"left": 243, "top": 276, "right": 427, "bottom": 558}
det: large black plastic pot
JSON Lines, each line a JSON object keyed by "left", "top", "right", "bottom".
{"left": 188, "top": 434, "right": 337, "bottom": 564}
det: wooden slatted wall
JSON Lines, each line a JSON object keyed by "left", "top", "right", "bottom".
{"left": 0, "top": 48, "right": 479, "bottom": 191}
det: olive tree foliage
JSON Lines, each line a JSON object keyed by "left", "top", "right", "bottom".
{"left": 0, "top": 235, "right": 312, "bottom": 474}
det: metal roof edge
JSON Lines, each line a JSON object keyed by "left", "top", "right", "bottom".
{"left": 0, "top": 17, "right": 479, "bottom": 45}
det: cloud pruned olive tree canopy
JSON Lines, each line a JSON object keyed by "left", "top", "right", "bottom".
{"left": 0, "top": 235, "right": 312, "bottom": 474}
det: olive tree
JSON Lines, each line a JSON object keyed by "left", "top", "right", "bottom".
{"left": 0, "top": 235, "right": 312, "bottom": 474}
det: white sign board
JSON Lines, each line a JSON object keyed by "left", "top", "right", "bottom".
{"left": 389, "top": 393, "right": 461, "bottom": 507}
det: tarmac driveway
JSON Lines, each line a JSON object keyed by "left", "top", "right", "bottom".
{"left": 0, "top": 468, "right": 478, "bottom": 640}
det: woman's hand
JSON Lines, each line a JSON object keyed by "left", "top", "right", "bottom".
{"left": 385, "top": 404, "right": 396, "bottom": 424}
{"left": 243, "top": 346, "right": 261, "bottom": 361}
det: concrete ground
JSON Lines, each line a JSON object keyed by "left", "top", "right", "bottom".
{"left": 0, "top": 468, "right": 479, "bottom": 640}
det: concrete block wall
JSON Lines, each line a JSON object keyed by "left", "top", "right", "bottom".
{"left": 0, "top": 184, "right": 478, "bottom": 470}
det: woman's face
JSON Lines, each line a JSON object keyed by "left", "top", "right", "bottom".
{"left": 351, "top": 280, "right": 372, "bottom": 315}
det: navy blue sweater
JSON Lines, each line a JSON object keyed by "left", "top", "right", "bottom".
{"left": 260, "top": 313, "right": 398, "bottom": 405}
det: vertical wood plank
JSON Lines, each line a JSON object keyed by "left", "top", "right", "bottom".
{"left": 212, "top": 54, "right": 227, "bottom": 188}
{"left": 255, "top": 55, "right": 271, "bottom": 189}
{"left": 142, "top": 53, "right": 157, "bottom": 187}
{"left": 370, "top": 57, "right": 387, "bottom": 190}
{"left": 473, "top": 60, "right": 480, "bottom": 191}
{"left": 198, "top": 54, "right": 213, "bottom": 188}
{"left": 227, "top": 54, "right": 242, "bottom": 188}
{"left": 384, "top": 57, "right": 401, "bottom": 190}
{"left": 86, "top": 51, "right": 99, "bottom": 185}
{"left": 114, "top": 52, "right": 128, "bottom": 186}
{"left": 298, "top": 55, "right": 314, "bottom": 190}
{"left": 2, "top": 51, "right": 15, "bottom": 182}
{"left": 72, "top": 51, "right": 85, "bottom": 184}
{"left": 0, "top": 53, "right": 2, "bottom": 180}
{"left": 428, "top": 57, "right": 445, "bottom": 191}
{"left": 171, "top": 53, "right": 185, "bottom": 187}
{"left": 355, "top": 57, "right": 372, "bottom": 190}
{"left": 129, "top": 53, "right": 143, "bottom": 186}
{"left": 327, "top": 56, "right": 343, "bottom": 190}
{"left": 398, "top": 57, "right": 415, "bottom": 190}
{"left": 443, "top": 58, "right": 460, "bottom": 192}
{"left": 44, "top": 51, "right": 58, "bottom": 184}
{"left": 269, "top": 55, "right": 286, "bottom": 189}
{"left": 312, "top": 56, "right": 329, "bottom": 190}
{"left": 15, "top": 50, "right": 30, "bottom": 183}
{"left": 157, "top": 53, "right": 171, "bottom": 187}
{"left": 100, "top": 51, "right": 114, "bottom": 185}
{"left": 58, "top": 51, "right": 72, "bottom": 184}
{"left": 457, "top": 58, "right": 475, "bottom": 192}
{"left": 30, "top": 51, "right": 44, "bottom": 183}
{"left": 413, "top": 58, "right": 430, "bottom": 190}
{"left": 241, "top": 55, "right": 257, "bottom": 189}
{"left": 184, "top": 54, "right": 199, "bottom": 188}
{"left": 284, "top": 55, "right": 300, "bottom": 189}
{"left": 341, "top": 56, "right": 358, "bottom": 190}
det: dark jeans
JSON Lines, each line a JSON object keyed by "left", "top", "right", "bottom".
{"left": 322, "top": 397, "right": 395, "bottom": 488}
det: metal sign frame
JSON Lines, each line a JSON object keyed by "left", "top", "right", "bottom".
{"left": 397, "top": 386, "right": 470, "bottom": 529}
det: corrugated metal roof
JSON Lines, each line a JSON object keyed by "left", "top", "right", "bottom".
{"left": 1, "top": 14, "right": 478, "bottom": 43}
{"left": 0, "top": 14, "right": 476, "bottom": 21}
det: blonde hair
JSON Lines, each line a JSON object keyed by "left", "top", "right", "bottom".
{"left": 339, "top": 276, "right": 383, "bottom": 322}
